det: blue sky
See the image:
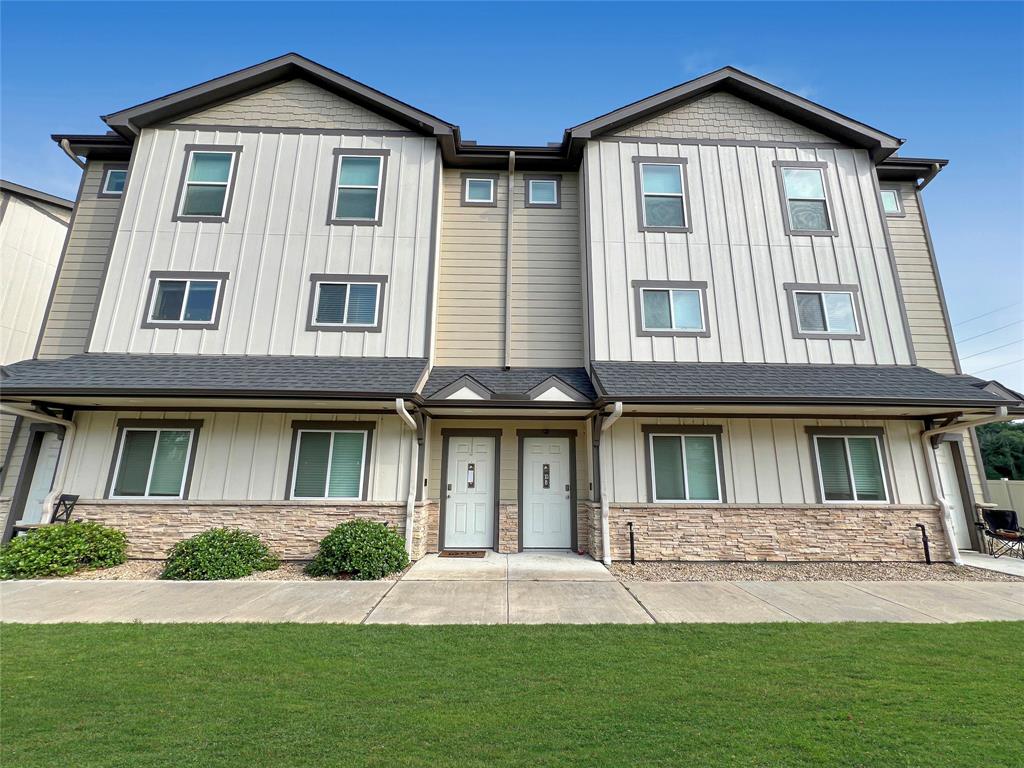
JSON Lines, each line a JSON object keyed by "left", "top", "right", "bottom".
{"left": 3, "top": 1, "right": 1022, "bottom": 388}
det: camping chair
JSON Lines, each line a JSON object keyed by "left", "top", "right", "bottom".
{"left": 974, "top": 508, "right": 1024, "bottom": 559}
{"left": 12, "top": 494, "right": 80, "bottom": 535}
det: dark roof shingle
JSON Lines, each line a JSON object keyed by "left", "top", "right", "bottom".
{"left": 423, "top": 367, "right": 596, "bottom": 400}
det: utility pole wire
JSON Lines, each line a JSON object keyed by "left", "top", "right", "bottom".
{"left": 970, "top": 358, "right": 1024, "bottom": 375}
{"left": 960, "top": 339, "right": 1023, "bottom": 361}
{"left": 953, "top": 302, "right": 1021, "bottom": 328}
{"left": 956, "top": 319, "right": 1023, "bottom": 345}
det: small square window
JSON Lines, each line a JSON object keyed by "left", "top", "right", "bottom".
{"left": 174, "top": 146, "right": 241, "bottom": 222}
{"left": 307, "top": 275, "right": 387, "bottom": 332}
{"left": 144, "top": 272, "right": 227, "bottom": 328}
{"left": 527, "top": 178, "right": 559, "bottom": 207}
{"left": 331, "top": 152, "right": 387, "bottom": 224}
{"left": 786, "top": 285, "right": 861, "bottom": 338}
{"left": 880, "top": 188, "right": 903, "bottom": 216}
{"left": 776, "top": 163, "right": 836, "bottom": 235}
{"left": 101, "top": 168, "right": 127, "bottom": 197}
{"left": 465, "top": 178, "right": 495, "bottom": 204}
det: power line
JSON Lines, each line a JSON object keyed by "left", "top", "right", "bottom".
{"left": 954, "top": 303, "right": 1019, "bottom": 327}
{"left": 956, "top": 319, "right": 1023, "bottom": 345}
{"left": 960, "top": 339, "right": 1023, "bottom": 361}
{"left": 970, "top": 358, "right": 1024, "bottom": 375}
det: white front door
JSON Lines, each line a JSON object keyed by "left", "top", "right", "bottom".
{"left": 936, "top": 441, "right": 971, "bottom": 550}
{"left": 21, "top": 431, "right": 62, "bottom": 523}
{"left": 522, "top": 436, "right": 572, "bottom": 549}
{"left": 444, "top": 435, "right": 496, "bottom": 549}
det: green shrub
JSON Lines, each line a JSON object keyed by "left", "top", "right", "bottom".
{"left": 161, "top": 528, "right": 279, "bottom": 581}
{"left": 0, "top": 522, "right": 127, "bottom": 579}
{"left": 306, "top": 520, "right": 409, "bottom": 580}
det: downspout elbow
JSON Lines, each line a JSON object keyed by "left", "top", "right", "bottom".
{"left": 59, "top": 139, "right": 86, "bottom": 170}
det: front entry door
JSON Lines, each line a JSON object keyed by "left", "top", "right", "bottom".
{"left": 522, "top": 437, "right": 572, "bottom": 549}
{"left": 20, "top": 431, "right": 62, "bottom": 524}
{"left": 935, "top": 441, "right": 971, "bottom": 550}
{"left": 444, "top": 435, "right": 496, "bottom": 549}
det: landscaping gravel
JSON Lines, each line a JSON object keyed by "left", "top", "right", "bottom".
{"left": 66, "top": 561, "right": 407, "bottom": 581}
{"left": 612, "top": 561, "right": 1024, "bottom": 582}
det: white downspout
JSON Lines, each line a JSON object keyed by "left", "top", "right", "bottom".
{"left": 59, "top": 139, "right": 86, "bottom": 170}
{"left": 919, "top": 407, "right": 1011, "bottom": 566}
{"left": 598, "top": 401, "right": 623, "bottom": 566}
{"left": 394, "top": 398, "right": 419, "bottom": 557}
{"left": 0, "top": 404, "right": 76, "bottom": 523}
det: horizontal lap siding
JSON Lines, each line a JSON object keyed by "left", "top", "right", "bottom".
{"left": 605, "top": 416, "right": 929, "bottom": 506}
{"left": 62, "top": 411, "right": 410, "bottom": 502}
{"left": 586, "top": 140, "right": 913, "bottom": 365}
{"left": 89, "top": 128, "right": 436, "bottom": 357}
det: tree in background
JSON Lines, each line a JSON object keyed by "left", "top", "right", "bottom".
{"left": 976, "top": 422, "right": 1024, "bottom": 480}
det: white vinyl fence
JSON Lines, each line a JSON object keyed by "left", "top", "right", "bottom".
{"left": 986, "top": 479, "right": 1024, "bottom": 514}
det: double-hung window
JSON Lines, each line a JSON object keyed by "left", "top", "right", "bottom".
{"left": 776, "top": 162, "right": 835, "bottom": 235}
{"left": 144, "top": 272, "right": 228, "bottom": 329}
{"left": 331, "top": 150, "right": 387, "bottom": 224}
{"left": 175, "top": 146, "right": 241, "bottom": 221}
{"left": 880, "top": 188, "right": 904, "bottom": 216}
{"left": 461, "top": 173, "right": 498, "bottom": 207}
{"left": 645, "top": 428, "right": 723, "bottom": 502}
{"left": 99, "top": 165, "right": 128, "bottom": 198}
{"left": 634, "top": 157, "right": 689, "bottom": 231}
{"left": 634, "top": 281, "right": 708, "bottom": 336}
{"left": 290, "top": 425, "right": 372, "bottom": 500}
{"left": 109, "top": 422, "right": 200, "bottom": 499}
{"left": 308, "top": 274, "right": 387, "bottom": 332}
{"left": 784, "top": 283, "right": 861, "bottom": 339}
{"left": 810, "top": 431, "right": 890, "bottom": 503}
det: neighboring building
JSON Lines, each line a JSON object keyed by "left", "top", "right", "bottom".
{"left": 2, "top": 54, "right": 1020, "bottom": 562}
{"left": 0, "top": 180, "right": 72, "bottom": 516}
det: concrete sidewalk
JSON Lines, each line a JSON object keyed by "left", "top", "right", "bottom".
{"left": 2, "top": 557, "right": 1022, "bottom": 625}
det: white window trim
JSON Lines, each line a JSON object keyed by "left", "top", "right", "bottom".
{"left": 102, "top": 168, "right": 127, "bottom": 196}
{"left": 793, "top": 290, "right": 859, "bottom": 335}
{"left": 464, "top": 177, "right": 495, "bottom": 204}
{"left": 640, "top": 163, "right": 686, "bottom": 228}
{"left": 313, "top": 281, "right": 381, "bottom": 327}
{"left": 648, "top": 433, "right": 723, "bottom": 503}
{"left": 528, "top": 178, "right": 558, "bottom": 206}
{"left": 782, "top": 167, "right": 832, "bottom": 232}
{"left": 147, "top": 278, "right": 223, "bottom": 325}
{"left": 880, "top": 188, "right": 903, "bottom": 215}
{"left": 639, "top": 287, "right": 706, "bottom": 333}
{"left": 334, "top": 154, "right": 384, "bottom": 222}
{"left": 178, "top": 150, "right": 237, "bottom": 218}
{"left": 110, "top": 428, "right": 195, "bottom": 500}
{"left": 290, "top": 429, "right": 368, "bottom": 500}
{"left": 812, "top": 434, "right": 890, "bottom": 505}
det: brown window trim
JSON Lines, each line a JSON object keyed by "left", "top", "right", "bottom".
{"left": 104, "top": 419, "right": 204, "bottom": 500}
{"left": 783, "top": 282, "right": 865, "bottom": 341}
{"left": 632, "top": 279, "right": 711, "bottom": 338}
{"left": 97, "top": 163, "right": 130, "bottom": 199}
{"left": 306, "top": 273, "right": 387, "bottom": 333}
{"left": 632, "top": 156, "right": 692, "bottom": 233}
{"left": 460, "top": 172, "right": 499, "bottom": 208}
{"left": 805, "top": 426, "right": 893, "bottom": 505}
{"left": 327, "top": 148, "right": 390, "bottom": 227}
{"left": 141, "top": 271, "right": 230, "bottom": 330}
{"left": 523, "top": 174, "right": 561, "bottom": 208}
{"left": 284, "top": 420, "right": 376, "bottom": 501}
{"left": 640, "top": 424, "right": 726, "bottom": 503}
{"left": 772, "top": 160, "right": 838, "bottom": 237}
{"left": 171, "top": 144, "right": 243, "bottom": 224}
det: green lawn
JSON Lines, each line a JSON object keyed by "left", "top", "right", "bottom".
{"left": 2, "top": 623, "right": 1021, "bottom": 767}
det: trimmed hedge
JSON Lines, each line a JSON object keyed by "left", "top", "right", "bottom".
{"left": 306, "top": 520, "right": 409, "bottom": 580}
{"left": 161, "top": 528, "right": 279, "bottom": 581}
{"left": 0, "top": 522, "right": 127, "bottom": 579}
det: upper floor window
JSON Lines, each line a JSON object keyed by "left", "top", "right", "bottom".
{"left": 173, "top": 145, "right": 242, "bottom": 223}
{"left": 289, "top": 423, "right": 373, "bottom": 500}
{"left": 774, "top": 161, "right": 836, "bottom": 236}
{"left": 99, "top": 165, "right": 128, "bottom": 198}
{"left": 643, "top": 426, "right": 724, "bottom": 503}
{"left": 632, "top": 280, "right": 709, "bottom": 338}
{"left": 461, "top": 173, "right": 498, "bottom": 207}
{"left": 108, "top": 421, "right": 201, "bottom": 499}
{"left": 330, "top": 149, "right": 388, "bottom": 225}
{"left": 808, "top": 429, "right": 890, "bottom": 504}
{"left": 143, "top": 271, "right": 229, "bottom": 329}
{"left": 784, "top": 283, "right": 863, "bottom": 340}
{"left": 307, "top": 274, "right": 387, "bottom": 332}
{"left": 633, "top": 157, "right": 690, "bottom": 232}
{"left": 880, "top": 188, "right": 904, "bottom": 217}
{"left": 525, "top": 175, "right": 560, "bottom": 207}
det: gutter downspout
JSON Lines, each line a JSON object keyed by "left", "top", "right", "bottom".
{"left": 0, "top": 404, "right": 76, "bottom": 524}
{"left": 919, "top": 407, "right": 1011, "bottom": 566}
{"left": 916, "top": 163, "right": 942, "bottom": 191}
{"left": 395, "top": 398, "right": 422, "bottom": 557}
{"left": 59, "top": 139, "right": 86, "bottom": 170}
{"left": 503, "top": 151, "right": 515, "bottom": 369}
{"left": 598, "top": 401, "right": 623, "bottom": 565}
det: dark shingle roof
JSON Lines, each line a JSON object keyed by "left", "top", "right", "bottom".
{"left": 590, "top": 361, "right": 1015, "bottom": 407}
{"left": 1, "top": 354, "right": 427, "bottom": 399}
{"left": 423, "top": 367, "right": 596, "bottom": 400}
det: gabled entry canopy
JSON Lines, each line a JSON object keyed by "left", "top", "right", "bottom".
{"left": 567, "top": 66, "right": 904, "bottom": 162}
{"left": 101, "top": 52, "right": 457, "bottom": 140}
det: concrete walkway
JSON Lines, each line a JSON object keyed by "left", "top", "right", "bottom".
{"left": 2, "top": 551, "right": 1022, "bottom": 624}
{"left": 959, "top": 549, "right": 1024, "bottom": 578}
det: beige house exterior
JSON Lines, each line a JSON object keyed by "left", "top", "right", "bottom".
{"left": 2, "top": 54, "right": 1019, "bottom": 563}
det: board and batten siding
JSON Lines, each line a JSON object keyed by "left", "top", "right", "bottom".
{"left": 88, "top": 127, "right": 438, "bottom": 358}
{"left": 1, "top": 191, "right": 70, "bottom": 364}
{"left": 604, "top": 417, "right": 932, "bottom": 506}
{"left": 62, "top": 411, "right": 413, "bottom": 502}
{"left": 35, "top": 160, "right": 121, "bottom": 360}
{"left": 584, "top": 140, "right": 914, "bottom": 365}
{"left": 510, "top": 173, "right": 584, "bottom": 366}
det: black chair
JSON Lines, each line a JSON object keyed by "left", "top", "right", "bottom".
{"left": 12, "top": 494, "right": 80, "bottom": 535}
{"left": 974, "top": 508, "right": 1024, "bottom": 559}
